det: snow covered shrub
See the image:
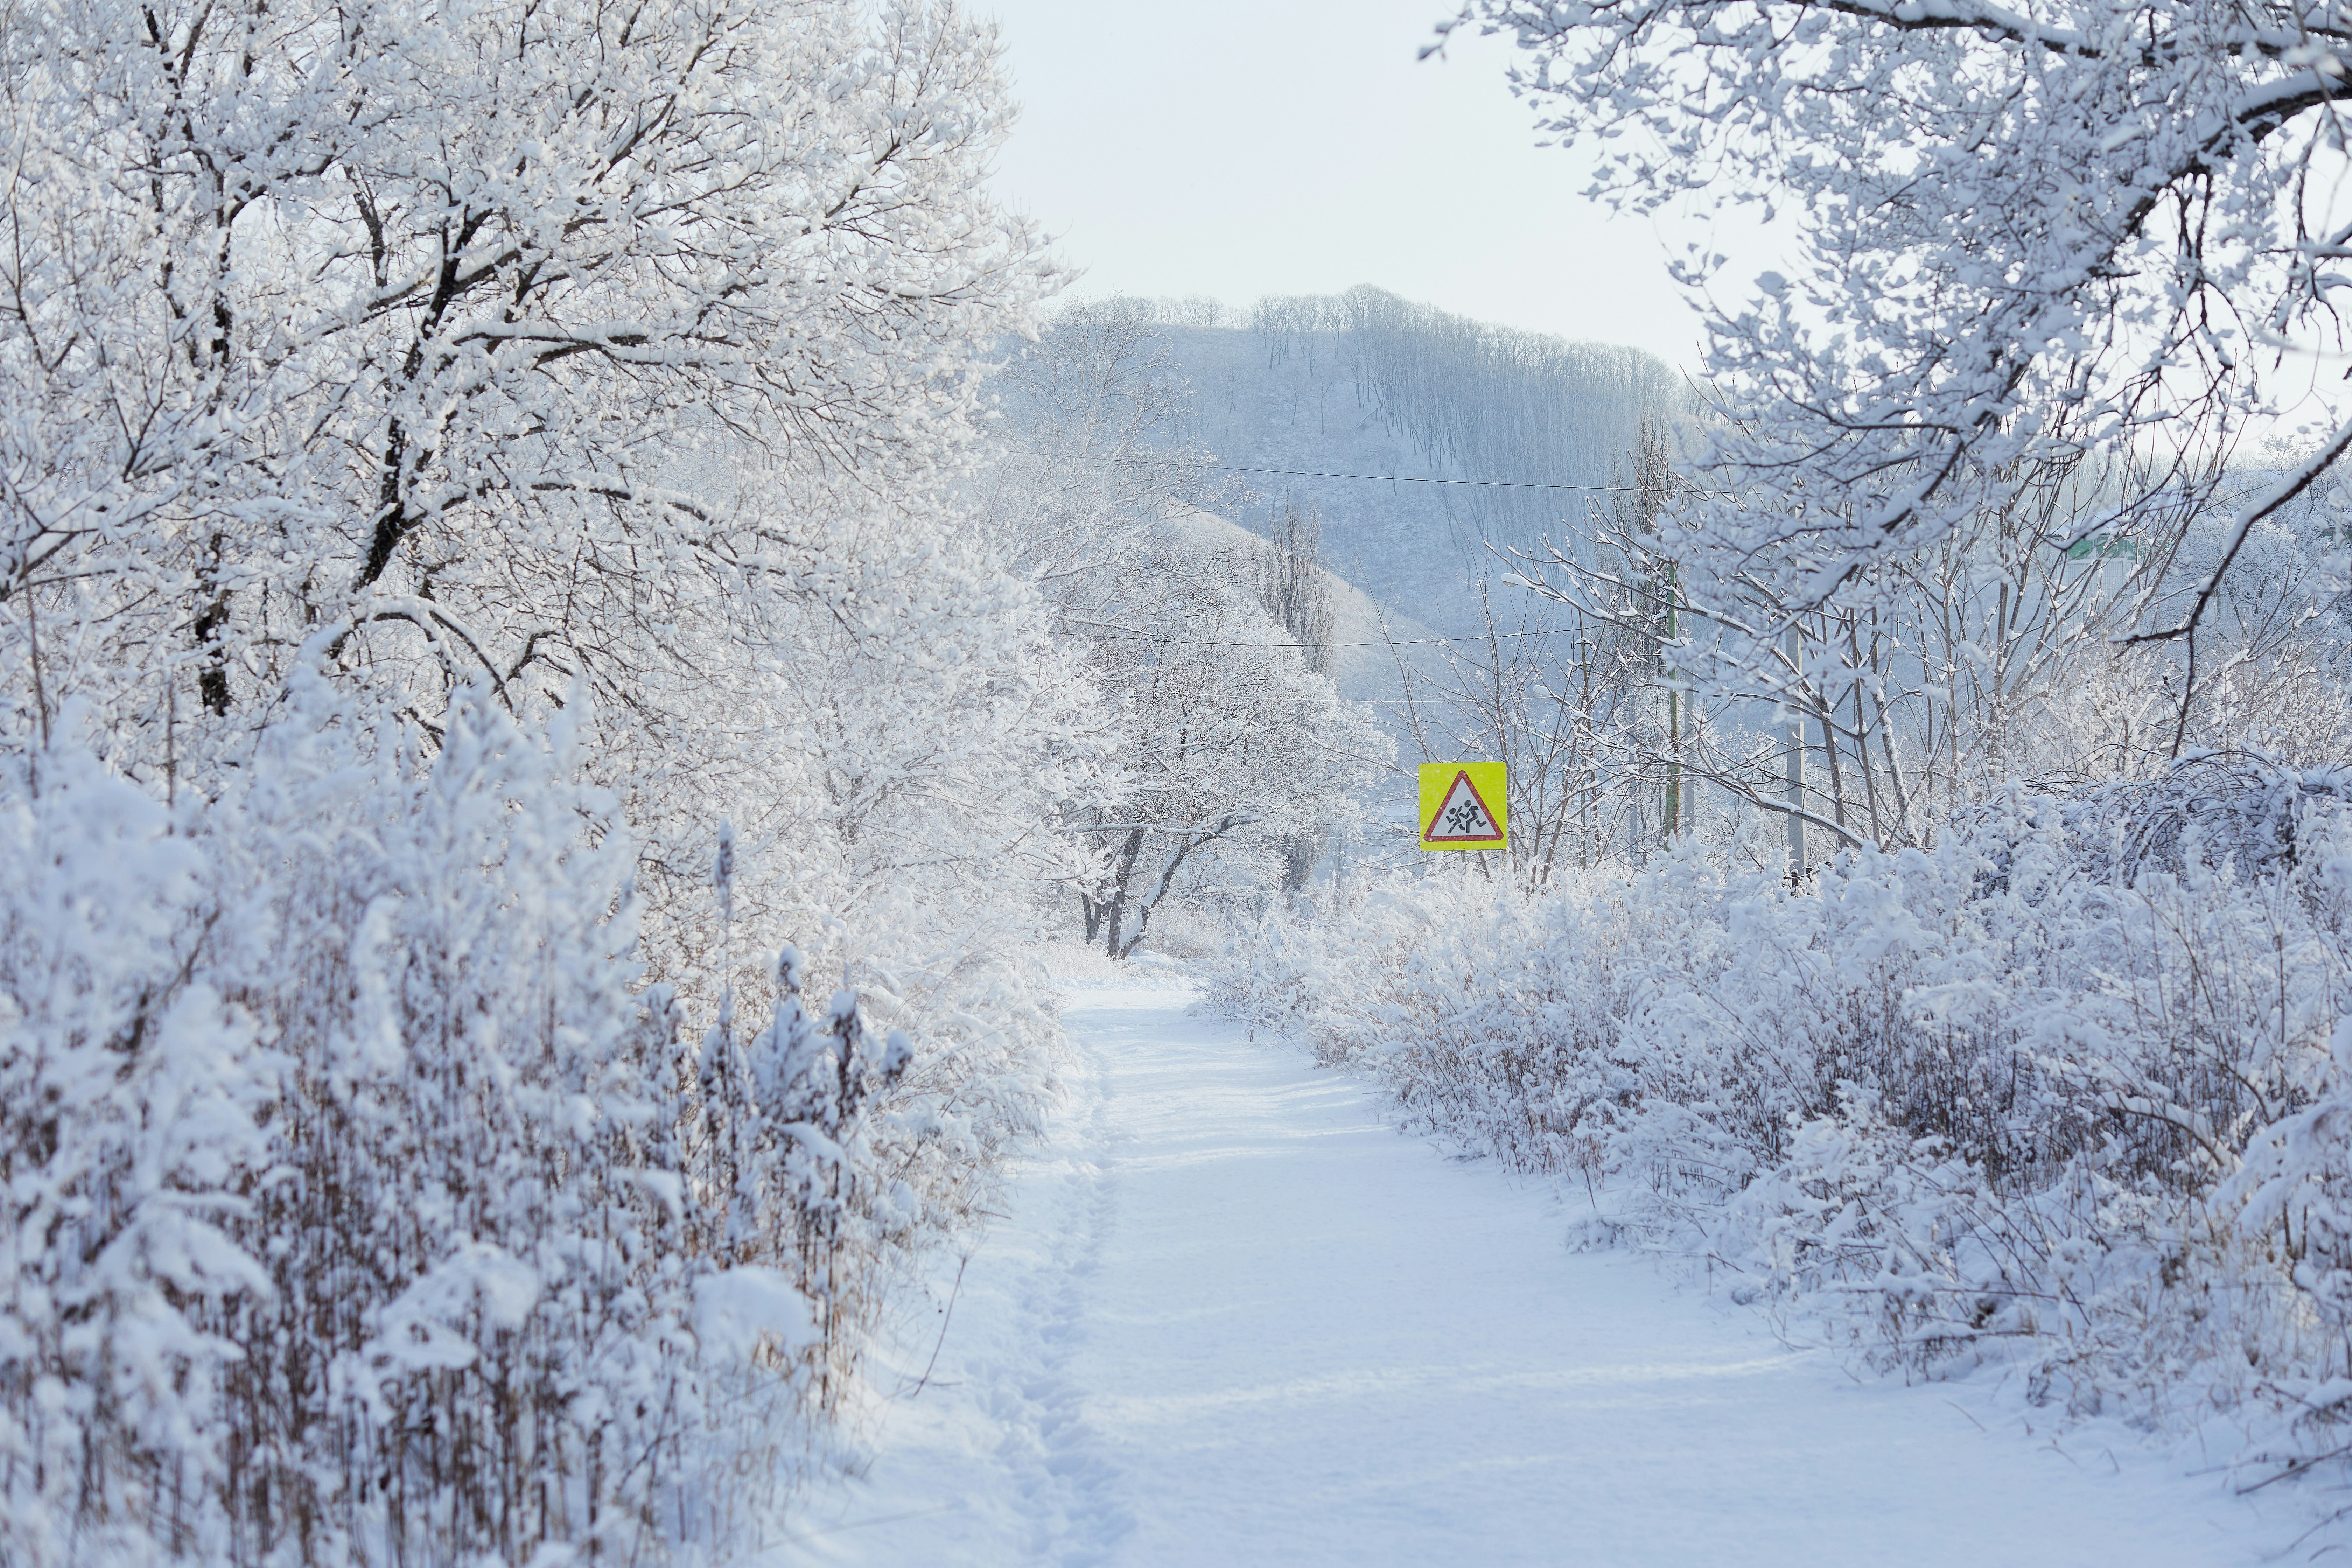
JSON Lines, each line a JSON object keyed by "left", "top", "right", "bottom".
{"left": 1213, "top": 755, "right": 2352, "bottom": 1456}
{"left": 0, "top": 712, "right": 270, "bottom": 1568}
{"left": 692, "top": 937, "right": 915, "bottom": 1414}
{"left": 0, "top": 685, "right": 958, "bottom": 1566}
{"left": 590, "top": 482, "right": 1091, "bottom": 1395}
{"left": 205, "top": 685, "right": 744, "bottom": 1566}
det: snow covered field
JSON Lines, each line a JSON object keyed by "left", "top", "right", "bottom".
{"left": 776, "top": 983, "right": 2334, "bottom": 1567}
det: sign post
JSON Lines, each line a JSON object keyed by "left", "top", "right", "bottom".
{"left": 1418, "top": 761, "right": 1507, "bottom": 853}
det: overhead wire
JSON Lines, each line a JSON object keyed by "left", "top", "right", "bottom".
{"left": 1065, "top": 622, "right": 1602, "bottom": 652}
{"left": 1008, "top": 448, "right": 1651, "bottom": 493}
{"left": 1003, "top": 447, "right": 1664, "bottom": 650}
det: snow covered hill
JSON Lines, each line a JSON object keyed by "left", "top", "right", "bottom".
{"left": 1152, "top": 506, "right": 1451, "bottom": 713}
{"left": 1026, "top": 288, "right": 1684, "bottom": 640}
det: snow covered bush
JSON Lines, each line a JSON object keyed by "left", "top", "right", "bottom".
{"left": 0, "top": 683, "right": 1009, "bottom": 1565}
{"left": 1212, "top": 756, "right": 2352, "bottom": 1464}
{"left": 0, "top": 713, "right": 271, "bottom": 1568}
{"left": 210, "top": 684, "right": 758, "bottom": 1567}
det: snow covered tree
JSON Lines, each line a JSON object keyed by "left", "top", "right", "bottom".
{"left": 1070, "top": 585, "right": 1375, "bottom": 956}
{"left": 1256, "top": 503, "right": 1336, "bottom": 677}
{"left": 1390, "top": 584, "right": 1664, "bottom": 884}
{"left": 1255, "top": 503, "right": 1338, "bottom": 891}
{"left": 980, "top": 303, "right": 1384, "bottom": 954}
{"left": 1459, "top": 0, "right": 2352, "bottom": 727}
{"left": 0, "top": 0, "right": 1049, "bottom": 760}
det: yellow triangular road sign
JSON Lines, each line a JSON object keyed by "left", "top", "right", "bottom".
{"left": 1419, "top": 762, "right": 1507, "bottom": 850}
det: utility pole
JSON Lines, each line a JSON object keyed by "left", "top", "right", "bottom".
{"left": 1785, "top": 622, "right": 1806, "bottom": 884}
{"left": 1576, "top": 619, "right": 1596, "bottom": 870}
{"left": 1662, "top": 562, "right": 1681, "bottom": 845}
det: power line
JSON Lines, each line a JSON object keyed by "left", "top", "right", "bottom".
{"left": 1012, "top": 447, "right": 1659, "bottom": 650}
{"left": 1072, "top": 623, "right": 1593, "bottom": 651}
{"left": 1014, "top": 449, "right": 1646, "bottom": 493}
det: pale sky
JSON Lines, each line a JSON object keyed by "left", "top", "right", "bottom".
{"left": 976, "top": 0, "right": 1779, "bottom": 374}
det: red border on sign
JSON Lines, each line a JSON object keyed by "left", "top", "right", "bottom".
{"left": 1423, "top": 768, "right": 1504, "bottom": 844}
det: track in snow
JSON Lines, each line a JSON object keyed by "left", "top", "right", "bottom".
{"left": 776, "top": 984, "right": 2334, "bottom": 1567}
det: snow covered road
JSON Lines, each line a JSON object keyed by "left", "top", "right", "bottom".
{"left": 779, "top": 983, "right": 2333, "bottom": 1567}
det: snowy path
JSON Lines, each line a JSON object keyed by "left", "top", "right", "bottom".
{"left": 778, "top": 984, "right": 2332, "bottom": 1567}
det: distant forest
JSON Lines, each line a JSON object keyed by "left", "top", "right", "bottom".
{"left": 1250, "top": 285, "right": 1686, "bottom": 560}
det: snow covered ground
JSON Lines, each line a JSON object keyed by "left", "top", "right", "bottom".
{"left": 772, "top": 983, "right": 2345, "bottom": 1567}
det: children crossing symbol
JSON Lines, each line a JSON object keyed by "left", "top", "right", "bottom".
{"left": 1418, "top": 762, "right": 1507, "bottom": 851}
